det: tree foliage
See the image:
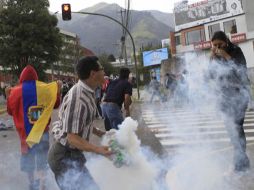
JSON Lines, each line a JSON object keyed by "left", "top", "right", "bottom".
{"left": 107, "top": 54, "right": 116, "bottom": 62}
{"left": 0, "top": 0, "right": 62, "bottom": 81}
{"left": 98, "top": 53, "right": 118, "bottom": 76}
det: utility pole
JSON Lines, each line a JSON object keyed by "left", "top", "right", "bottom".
{"left": 72, "top": 11, "right": 140, "bottom": 99}
{"left": 118, "top": 0, "right": 131, "bottom": 66}
{"left": 119, "top": 9, "right": 128, "bottom": 65}
{"left": 61, "top": 3, "right": 139, "bottom": 98}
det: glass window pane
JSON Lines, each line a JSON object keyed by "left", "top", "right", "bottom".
{"left": 175, "top": 36, "right": 181, "bottom": 46}
{"left": 208, "top": 24, "right": 220, "bottom": 39}
{"left": 223, "top": 20, "right": 237, "bottom": 34}
{"left": 185, "top": 29, "right": 205, "bottom": 45}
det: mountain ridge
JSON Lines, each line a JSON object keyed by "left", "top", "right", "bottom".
{"left": 57, "top": 2, "right": 174, "bottom": 56}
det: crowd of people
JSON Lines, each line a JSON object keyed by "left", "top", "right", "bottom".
{"left": 3, "top": 30, "right": 253, "bottom": 189}
{"left": 148, "top": 70, "right": 189, "bottom": 106}
{"left": 4, "top": 56, "right": 134, "bottom": 190}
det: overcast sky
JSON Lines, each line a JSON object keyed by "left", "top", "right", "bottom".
{"left": 48, "top": 0, "right": 199, "bottom": 13}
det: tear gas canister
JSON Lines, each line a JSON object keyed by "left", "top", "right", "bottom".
{"left": 109, "top": 139, "right": 129, "bottom": 168}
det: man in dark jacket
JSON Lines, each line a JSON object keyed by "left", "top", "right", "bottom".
{"left": 101, "top": 68, "right": 132, "bottom": 131}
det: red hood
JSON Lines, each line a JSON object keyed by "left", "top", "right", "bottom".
{"left": 19, "top": 65, "right": 38, "bottom": 83}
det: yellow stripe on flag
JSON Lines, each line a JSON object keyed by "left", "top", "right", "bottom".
{"left": 26, "top": 81, "right": 58, "bottom": 147}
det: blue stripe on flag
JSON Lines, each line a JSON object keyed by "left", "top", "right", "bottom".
{"left": 22, "top": 81, "right": 37, "bottom": 135}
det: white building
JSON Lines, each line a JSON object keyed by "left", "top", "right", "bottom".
{"left": 170, "top": 0, "right": 254, "bottom": 80}
{"left": 46, "top": 29, "right": 79, "bottom": 80}
{"left": 110, "top": 58, "right": 134, "bottom": 68}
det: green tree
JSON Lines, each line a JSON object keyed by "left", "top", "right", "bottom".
{"left": 0, "top": 0, "right": 5, "bottom": 11}
{"left": 98, "top": 53, "right": 117, "bottom": 76}
{"left": 0, "top": 0, "right": 62, "bottom": 81}
{"left": 107, "top": 54, "right": 116, "bottom": 62}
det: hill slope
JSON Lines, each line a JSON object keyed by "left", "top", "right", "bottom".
{"left": 57, "top": 3, "right": 174, "bottom": 56}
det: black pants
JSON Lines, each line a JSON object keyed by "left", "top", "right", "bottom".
{"left": 48, "top": 142, "right": 100, "bottom": 190}
{"left": 220, "top": 93, "right": 250, "bottom": 171}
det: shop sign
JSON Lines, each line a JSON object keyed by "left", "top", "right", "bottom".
{"left": 174, "top": 0, "right": 244, "bottom": 31}
{"left": 231, "top": 33, "right": 246, "bottom": 43}
{"left": 194, "top": 41, "right": 212, "bottom": 50}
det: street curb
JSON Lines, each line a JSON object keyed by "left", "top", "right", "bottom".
{"left": 132, "top": 102, "right": 166, "bottom": 157}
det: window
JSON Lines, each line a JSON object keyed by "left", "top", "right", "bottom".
{"left": 175, "top": 35, "right": 181, "bottom": 46}
{"left": 223, "top": 20, "right": 237, "bottom": 34}
{"left": 185, "top": 29, "right": 205, "bottom": 45}
{"left": 208, "top": 23, "right": 220, "bottom": 39}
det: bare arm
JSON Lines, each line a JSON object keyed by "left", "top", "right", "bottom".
{"left": 67, "top": 133, "right": 111, "bottom": 156}
{"left": 124, "top": 94, "right": 132, "bottom": 117}
{"left": 54, "top": 80, "right": 63, "bottom": 108}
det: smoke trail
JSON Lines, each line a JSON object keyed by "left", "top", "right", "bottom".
{"left": 86, "top": 117, "right": 162, "bottom": 190}
{"left": 163, "top": 52, "right": 253, "bottom": 190}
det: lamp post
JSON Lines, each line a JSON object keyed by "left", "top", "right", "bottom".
{"left": 72, "top": 11, "right": 140, "bottom": 99}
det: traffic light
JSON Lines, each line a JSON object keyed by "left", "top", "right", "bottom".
{"left": 62, "top": 4, "right": 71, "bottom": 20}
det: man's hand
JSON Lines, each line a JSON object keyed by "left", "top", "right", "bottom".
{"left": 95, "top": 146, "right": 112, "bottom": 156}
{"left": 67, "top": 133, "right": 111, "bottom": 156}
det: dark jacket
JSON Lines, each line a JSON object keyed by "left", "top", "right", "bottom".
{"left": 210, "top": 44, "right": 250, "bottom": 96}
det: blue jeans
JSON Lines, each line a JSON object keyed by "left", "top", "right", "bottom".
{"left": 101, "top": 102, "right": 123, "bottom": 131}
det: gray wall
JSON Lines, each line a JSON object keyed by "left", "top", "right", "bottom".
{"left": 243, "top": 0, "right": 254, "bottom": 32}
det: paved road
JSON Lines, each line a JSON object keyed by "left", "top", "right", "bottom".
{"left": 2, "top": 100, "right": 254, "bottom": 190}
{"left": 141, "top": 103, "right": 254, "bottom": 190}
{"left": 0, "top": 109, "right": 114, "bottom": 190}
{"left": 141, "top": 104, "right": 254, "bottom": 152}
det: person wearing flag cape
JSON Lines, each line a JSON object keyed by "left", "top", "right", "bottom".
{"left": 5, "top": 65, "right": 61, "bottom": 190}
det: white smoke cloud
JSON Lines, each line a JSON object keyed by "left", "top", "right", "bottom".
{"left": 163, "top": 52, "right": 253, "bottom": 190}
{"left": 86, "top": 117, "right": 160, "bottom": 190}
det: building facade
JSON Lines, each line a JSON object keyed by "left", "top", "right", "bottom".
{"left": 46, "top": 29, "right": 95, "bottom": 81}
{"left": 46, "top": 29, "right": 79, "bottom": 81}
{"left": 170, "top": 0, "right": 254, "bottom": 81}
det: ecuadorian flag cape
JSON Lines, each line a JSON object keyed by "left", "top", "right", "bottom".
{"left": 11, "top": 80, "right": 57, "bottom": 151}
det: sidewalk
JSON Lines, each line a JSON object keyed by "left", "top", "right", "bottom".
{"left": 0, "top": 95, "right": 6, "bottom": 115}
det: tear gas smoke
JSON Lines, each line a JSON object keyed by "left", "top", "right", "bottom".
{"left": 164, "top": 52, "right": 253, "bottom": 190}
{"left": 87, "top": 117, "right": 162, "bottom": 190}
{"left": 141, "top": 51, "right": 253, "bottom": 190}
